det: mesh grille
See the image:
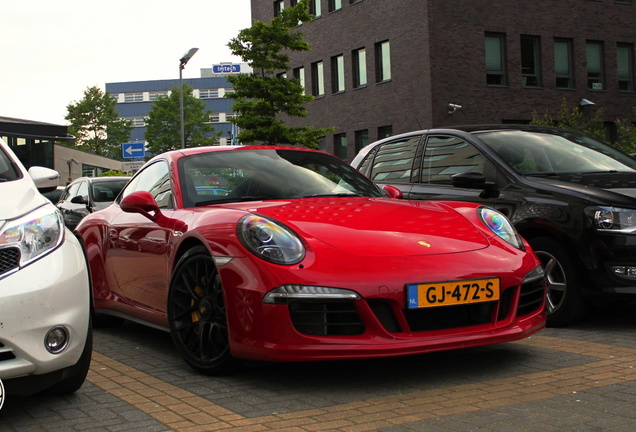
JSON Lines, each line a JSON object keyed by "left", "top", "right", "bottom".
{"left": 0, "top": 247, "right": 20, "bottom": 277}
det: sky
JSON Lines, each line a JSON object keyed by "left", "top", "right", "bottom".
{"left": 2, "top": 0, "right": 252, "bottom": 125}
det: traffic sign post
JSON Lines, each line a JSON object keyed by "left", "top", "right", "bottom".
{"left": 122, "top": 142, "right": 145, "bottom": 159}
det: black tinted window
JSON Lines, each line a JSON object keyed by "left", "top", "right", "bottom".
{"left": 367, "top": 136, "right": 421, "bottom": 183}
{"left": 421, "top": 136, "right": 486, "bottom": 184}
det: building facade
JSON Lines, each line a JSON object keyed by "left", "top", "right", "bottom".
{"left": 106, "top": 65, "right": 251, "bottom": 148}
{"left": 252, "top": 0, "right": 636, "bottom": 161}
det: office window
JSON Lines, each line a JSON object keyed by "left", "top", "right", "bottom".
{"left": 521, "top": 35, "right": 541, "bottom": 87}
{"left": 130, "top": 117, "right": 146, "bottom": 128}
{"left": 586, "top": 41, "right": 604, "bottom": 90}
{"left": 311, "top": 61, "right": 325, "bottom": 96}
{"left": 485, "top": 33, "right": 507, "bottom": 86}
{"left": 378, "top": 125, "right": 393, "bottom": 139}
{"left": 274, "top": 0, "right": 284, "bottom": 16}
{"left": 554, "top": 38, "right": 574, "bottom": 89}
{"left": 149, "top": 91, "right": 168, "bottom": 101}
{"left": 199, "top": 89, "right": 219, "bottom": 99}
{"left": 334, "top": 133, "right": 347, "bottom": 159}
{"left": 310, "top": 0, "right": 321, "bottom": 16}
{"left": 352, "top": 48, "right": 367, "bottom": 88}
{"left": 331, "top": 55, "right": 345, "bottom": 93}
{"left": 124, "top": 92, "right": 143, "bottom": 103}
{"left": 617, "top": 43, "right": 634, "bottom": 91}
{"left": 329, "top": 0, "right": 342, "bottom": 12}
{"left": 375, "top": 40, "right": 391, "bottom": 83}
{"left": 355, "top": 129, "right": 369, "bottom": 153}
{"left": 293, "top": 66, "right": 306, "bottom": 94}
{"left": 291, "top": 0, "right": 298, "bottom": 5}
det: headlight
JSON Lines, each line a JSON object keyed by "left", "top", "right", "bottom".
{"left": 0, "top": 204, "right": 65, "bottom": 267}
{"left": 237, "top": 214, "right": 305, "bottom": 265}
{"left": 478, "top": 207, "right": 525, "bottom": 250}
{"left": 587, "top": 206, "right": 636, "bottom": 233}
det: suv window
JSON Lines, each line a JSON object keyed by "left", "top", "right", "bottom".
{"left": 364, "top": 135, "right": 421, "bottom": 183}
{"left": 61, "top": 182, "right": 81, "bottom": 201}
{"left": 421, "top": 135, "right": 486, "bottom": 185}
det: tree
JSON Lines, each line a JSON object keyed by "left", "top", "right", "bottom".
{"left": 144, "top": 84, "right": 219, "bottom": 155}
{"left": 530, "top": 98, "right": 606, "bottom": 141}
{"left": 226, "top": 0, "right": 335, "bottom": 148}
{"left": 65, "top": 86, "right": 133, "bottom": 159}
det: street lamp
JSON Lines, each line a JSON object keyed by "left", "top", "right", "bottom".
{"left": 179, "top": 47, "right": 199, "bottom": 148}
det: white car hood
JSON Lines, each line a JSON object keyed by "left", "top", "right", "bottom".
{"left": 0, "top": 176, "right": 49, "bottom": 221}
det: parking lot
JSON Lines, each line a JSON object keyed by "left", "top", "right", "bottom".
{"left": 2, "top": 302, "right": 636, "bottom": 432}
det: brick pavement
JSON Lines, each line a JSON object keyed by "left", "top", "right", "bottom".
{"left": 1, "top": 303, "right": 635, "bottom": 431}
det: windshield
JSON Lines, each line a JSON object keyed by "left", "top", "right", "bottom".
{"left": 179, "top": 149, "right": 384, "bottom": 207}
{"left": 0, "top": 144, "right": 22, "bottom": 182}
{"left": 476, "top": 130, "right": 636, "bottom": 175}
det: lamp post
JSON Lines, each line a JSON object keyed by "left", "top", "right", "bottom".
{"left": 179, "top": 47, "right": 199, "bottom": 149}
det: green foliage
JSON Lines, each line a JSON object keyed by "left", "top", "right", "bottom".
{"left": 615, "top": 107, "right": 636, "bottom": 154}
{"left": 530, "top": 98, "right": 606, "bottom": 141}
{"left": 99, "top": 169, "right": 131, "bottom": 177}
{"left": 226, "top": 0, "right": 335, "bottom": 148}
{"left": 65, "top": 86, "right": 133, "bottom": 159}
{"left": 144, "top": 84, "right": 220, "bottom": 154}
{"left": 531, "top": 99, "right": 636, "bottom": 153}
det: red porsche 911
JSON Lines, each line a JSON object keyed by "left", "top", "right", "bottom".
{"left": 76, "top": 145, "right": 546, "bottom": 374}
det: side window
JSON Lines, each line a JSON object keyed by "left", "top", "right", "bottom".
{"left": 61, "top": 182, "right": 80, "bottom": 201}
{"left": 77, "top": 181, "right": 89, "bottom": 199}
{"left": 120, "top": 161, "right": 173, "bottom": 209}
{"left": 421, "top": 136, "right": 486, "bottom": 185}
{"left": 367, "top": 136, "right": 421, "bottom": 183}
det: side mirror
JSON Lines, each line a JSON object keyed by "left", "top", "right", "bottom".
{"left": 120, "top": 191, "right": 161, "bottom": 221}
{"left": 28, "top": 166, "right": 59, "bottom": 192}
{"left": 382, "top": 184, "right": 403, "bottom": 199}
{"left": 70, "top": 195, "right": 89, "bottom": 205}
{"left": 451, "top": 171, "right": 500, "bottom": 199}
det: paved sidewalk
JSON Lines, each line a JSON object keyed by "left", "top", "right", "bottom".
{"left": 1, "top": 302, "right": 635, "bottom": 431}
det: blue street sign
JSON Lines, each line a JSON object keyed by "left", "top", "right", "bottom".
{"left": 212, "top": 64, "right": 241, "bottom": 74}
{"left": 122, "top": 142, "right": 145, "bottom": 159}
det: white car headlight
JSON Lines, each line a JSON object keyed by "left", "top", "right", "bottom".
{"left": 0, "top": 204, "right": 65, "bottom": 268}
{"left": 478, "top": 207, "right": 525, "bottom": 250}
{"left": 237, "top": 214, "right": 305, "bottom": 265}
{"left": 587, "top": 206, "right": 636, "bottom": 233}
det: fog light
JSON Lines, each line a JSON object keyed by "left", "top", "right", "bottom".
{"left": 612, "top": 266, "right": 636, "bottom": 279}
{"left": 45, "top": 326, "right": 69, "bottom": 354}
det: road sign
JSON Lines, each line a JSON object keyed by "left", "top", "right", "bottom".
{"left": 122, "top": 161, "right": 145, "bottom": 173}
{"left": 122, "top": 142, "right": 145, "bottom": 159}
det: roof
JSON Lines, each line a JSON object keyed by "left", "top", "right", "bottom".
{"left": 0, "top": 116, "right": 75, "bottom": 141}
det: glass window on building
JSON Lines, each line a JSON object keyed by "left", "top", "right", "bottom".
{"left": 149, "top": 91, "right": 168, "bottom": 101}
{"left": 586, "top": 41, "right": 604, "bottom": 90}
{"left": 329, "top": 0, "right": 342, "bottom": 12}
{"left": 311, "top": 61, "right": 325, "bottom": 97}
{"left": 485, "top": 33, "right": 507, "bottom": 86}
{"left": 521, "top": 35, "right": 541, "bottom": 87}
{"left": 310, "top": 0, "right": 321, "bottom": 16}
{"left": 274, "top": 0, "right": 284, "bottom": 16}
{"left": 375, "top": 40, "right": 391, "bottom": 83}
{"left": 378, "top": 125, "right": 393, "bottom": 139}
{"left": 124, "top": 92, "right": 143, "bottom": 103}
{"left": 554, "top": 38, "right": 574, "bottom": 89}
{"left": 331, "top": 54, "right": 345, "bottom": 93}
{"left": 617, "top": 43, "right": 634, "bottom": 92}
{"left": 200, "top": 89, "right": 220, "bottom": 99}
{"left": 334, "top": 133, "right": 347, "bottom": 160}
{"left": 352, "top": 48, "right": 367, "bottom": 88}
{"left": 293, "top": 66, "right": 306, "bottom": 94}
{"left": 354, "top": 129, "right": 369, "bottom": 154}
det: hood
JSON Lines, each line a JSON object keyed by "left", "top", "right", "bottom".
{"left": 529, "top": 172, "right": 636, "bottom": 206}
{"left": 235, "top": 197, "right": 490, "bottom": 256}
{"left": 0, "top": 176, "right": 50, "bottom": 221}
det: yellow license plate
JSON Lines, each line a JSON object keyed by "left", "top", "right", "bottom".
{"left": 406, "top": 277, "right": 500, "bottom": 309}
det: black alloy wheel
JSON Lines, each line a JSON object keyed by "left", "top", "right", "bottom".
{"left": 168, "top": 246, "right": 235, "bottom": 374}
{"left": 529, "top": 236, "right": 590, "bottom": 327}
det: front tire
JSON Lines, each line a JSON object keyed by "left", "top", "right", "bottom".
{"left": 529, "top": 236, "right": 590, "bottom": 327}
{"left": 168, "top": 246, "right": 235, "bottom": 374}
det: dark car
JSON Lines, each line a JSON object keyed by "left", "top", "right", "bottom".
{"left": 57, "top": 176, "right": 130, "bottom": 230}
{"left": 352, "top": 124, "right": 636, "bottom": 327}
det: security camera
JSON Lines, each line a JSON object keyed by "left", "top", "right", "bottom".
{"left": 448, "top": 103, "right": 462, "bottom": 113}
{"left": 580, "top": 99, "right": 595, "bottom": 107}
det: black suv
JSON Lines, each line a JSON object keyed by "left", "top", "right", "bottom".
{"left": 352, "top": 125, "right": 636, "bottom": 326}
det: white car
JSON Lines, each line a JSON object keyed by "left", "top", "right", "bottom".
{"left": 0, "top": 138, "right": 91, "bottom": 395}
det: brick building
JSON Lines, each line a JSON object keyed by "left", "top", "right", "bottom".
{"left": 251, "top": 0, "right": 636, "bottom": 161}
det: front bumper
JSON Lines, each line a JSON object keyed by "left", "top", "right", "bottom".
{"left": 0, "top": 233, "right": 90, "bottom": 380}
